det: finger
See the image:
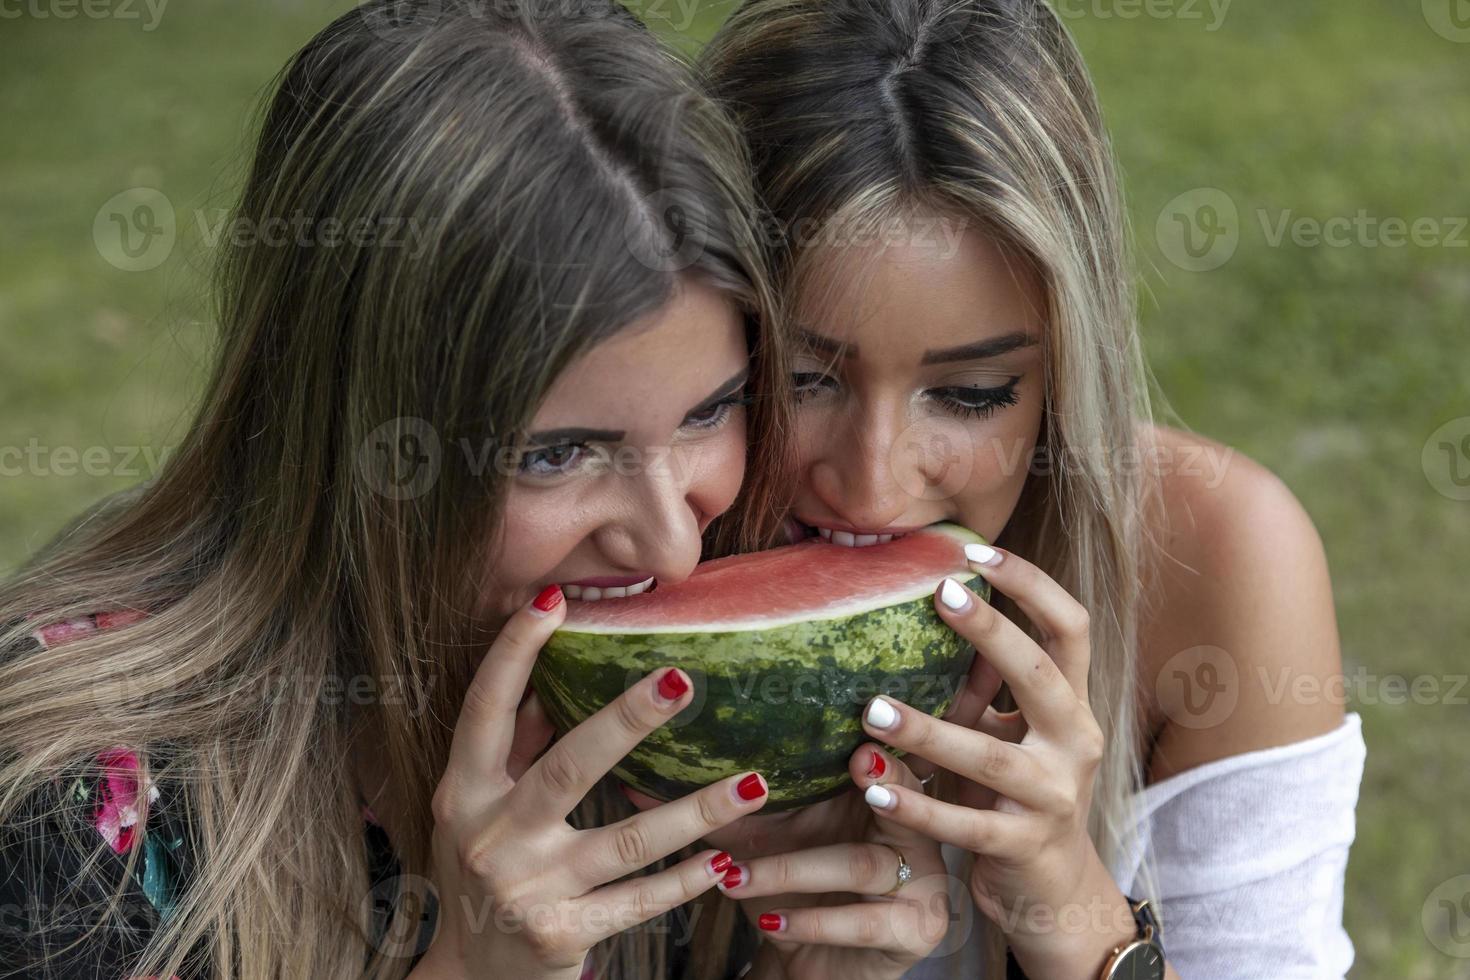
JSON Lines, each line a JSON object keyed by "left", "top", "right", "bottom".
{"left": 575, "top": 849, "right": 731, "bottom": 946}
{"left": 849, "top": 745, "right": 935, "bottom": 847}
{"left": 974, "top": 705, "right": 1028, "bottom": 744}
{"left": 754, "top": 902, "right": 931, "bottom": 953}
{"left": 506, "top": 690, "right": 554, "bottom": 781}
{"left": 716, "top": 842, "right": 912, "bottom": 899}
{"left": 861, "top": 781, "right": 1031, "bottom": 856}
{"left": 577, "top": 771, "right": 769, "bottom": 887}
{"left": 940, "top": 645, "right": 1004, "bottom": 731}
{"left": 444, "top": 586, "right": 566, "bottom": 793}
{"left": 956, "top": 544, "right": 1093, "bottom": 700}
{"left": 861, "top": 696, "right": 1050, "bottom": 807}
{"left": 514, "top": 667, "right": 695, "bottom": 821}
{"left": 933, "top": 576, "right": 1076, "bottom": 732}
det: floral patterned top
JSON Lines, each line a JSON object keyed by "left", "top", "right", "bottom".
{"left": 2, "top": 610, "right": 734, "bottom": 980}
{"left": 0, "top": 609, "right": 409, "bottom": 980}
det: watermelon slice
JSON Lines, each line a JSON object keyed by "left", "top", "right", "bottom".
{"left": 531, "top": 522, "right": 988, "bottom": 809}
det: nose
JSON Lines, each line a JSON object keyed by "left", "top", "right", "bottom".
{"left": 592, "top": 457, "right": 708, "bottom": 585}
{"left": 806, "top": 399, "right": 915, "bottom": 531}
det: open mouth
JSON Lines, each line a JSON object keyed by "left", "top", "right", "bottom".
{"left": 789, "top": 518, "right": 913, "bottom": 549}
{"left": 563, "top": 576, "right": 656, "bottom": 601}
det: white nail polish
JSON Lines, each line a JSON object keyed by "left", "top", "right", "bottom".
{"left": 965, "top": 543, "right": 1001, "bottom": 566}
{"left": 865, "top": 784, "right": 896, "bottom": 810}
{"left": 865, "top": 697, "right": 898, "bottom": 730}
{"left": 939, "top": 577, "right": 970, "bottom": 611}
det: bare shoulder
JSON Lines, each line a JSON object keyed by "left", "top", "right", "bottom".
{"left": 1135, "top": 423, "right": 1345, "bottom": 784}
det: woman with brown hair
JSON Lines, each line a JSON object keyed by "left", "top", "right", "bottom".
{"left": 0, "top": 1, "right": 798, "bottom": 977}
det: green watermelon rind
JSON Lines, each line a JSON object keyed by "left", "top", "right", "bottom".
{"left": 531, "top": 523, "right": 990, "bottom": 810}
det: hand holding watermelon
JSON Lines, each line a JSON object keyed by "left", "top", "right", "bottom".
{"left": 855, "top": 546, "right": 1133, "bottom": 980}
{"left": 414, "top": 586, "right": 771, "bottom": 980}
{"left": 706, "top": 741, "right": 955, "bottom": 980}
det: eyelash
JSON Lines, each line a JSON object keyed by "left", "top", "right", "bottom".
{"left": 792, "top": 372, "right": 1022, "bottom": 421}
{"left": 517, "top": 390, "right": 750, "bottom": 478}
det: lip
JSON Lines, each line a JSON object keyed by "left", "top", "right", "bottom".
{"left": 564, "top": 574, "right": 656, "bottom": 588}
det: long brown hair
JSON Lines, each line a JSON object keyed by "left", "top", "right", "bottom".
{"left": 703, "top": 0, "right": 1166, "bottom": 972}
{"left": 0, "top": 1, "right": 792, "bottom": 977}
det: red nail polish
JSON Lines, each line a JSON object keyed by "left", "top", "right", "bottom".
{"left": 865, "top": 750, "right": 886, "bottom": 779}
{"left": 532, "top": 584, "right": 563, "bottom": 612}
{"left": 656, "top": 668, "right": 689, "bottom": 702}
{"left": 735, "top": 775, "right": 770, "bottom": 799}
{"left": 709, "top": 851, "right": 732, "bottom": 874}
{"left": 736, "top": 773, "right": 766, "bottom": 801}
{"left": 758, "top": 913, "right": 784, "bottom": 932}
{"left": 721, "top": 865, "right": 744, "bottom": 889}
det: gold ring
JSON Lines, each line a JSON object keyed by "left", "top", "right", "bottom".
{"left": 881, "top": 844, "right": 913, "bottom": 897}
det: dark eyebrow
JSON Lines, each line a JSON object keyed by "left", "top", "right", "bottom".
{"left": 524, "top": 367, "right": 751, "bottom": 447}
{"left": 684, "top": 367, "right": 750, "bottom": 419}
{"left": 524, "top": 426, "right": 624, "bottom": 448}
{"left": 797, "top": 329, "right": 857, "bottom": 359}
{"left": 920, "top": 332, "right": 1038, "bottom": 365}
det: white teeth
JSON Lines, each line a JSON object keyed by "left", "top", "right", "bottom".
{"left": 811, "top": 525, "right": 906, "bottom": 548}
{"left": 563, "top": 576, "right": 655, "bottom": 601}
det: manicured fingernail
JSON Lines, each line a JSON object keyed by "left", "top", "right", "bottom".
{"left": 531, "top": 584, "right": 563, "bottom": 614}
{"left": 758, "top": 912, "right": 785, "bottom": 932}
{"left": 708, "top": 851, "right": 732, "bottom": 875}
{"left": 965, "top": 543, "right": 1002, "bottom": 566}
{"left": 735, "top": 773, "right": 767, "bottom": 802}
{"left": 718, "top": 864, "right": 746, "bottom": 891}
{"left": 865, "top": 750, "right": 886, "bottom": 779}
{"left": 865, "top": 784, "right": 896, "bottom": 810}
{"left": 938, "top": 577, "right": 970, "bottom": 611}
{"left": 865, "top": 697, "right": 898, "bottom": 730}
{"left": 656, "top": 668, "right": 689, "bottom": 703}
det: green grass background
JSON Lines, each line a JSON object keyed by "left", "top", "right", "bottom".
{"left": 1, "top": 1, "right": 1467, "bottom": 975}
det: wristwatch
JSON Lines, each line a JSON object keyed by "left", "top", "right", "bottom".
{"left": 1099, "top": 897, "right": 1165, "bottom": 980}
{"left": 1003, "top": 896, "right": 1164, "bottom": 980}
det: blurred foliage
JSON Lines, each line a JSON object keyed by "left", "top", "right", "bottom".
{"left": 0, "top": 1, "right": 1466, "bottom": 975}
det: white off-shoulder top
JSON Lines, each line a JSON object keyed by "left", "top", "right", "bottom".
{"left": 905, "top": 711, "right": 1367, "bottom": 979}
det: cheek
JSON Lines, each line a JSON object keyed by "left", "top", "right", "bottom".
{"left": 479, "top": 490, "right": 593, "bottom": 619}
{"left": 954, "top": 396, "right": 1044, "bottom": 539}
{"left": 683, "top": 419, "right": 748, "bottom": 522}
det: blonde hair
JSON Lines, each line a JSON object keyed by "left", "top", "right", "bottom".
{"left": 0, "top": 1, "right": 791, "bottom": 977}
{"left": 703, "top": 0, "right": 1166, "bottom": 971}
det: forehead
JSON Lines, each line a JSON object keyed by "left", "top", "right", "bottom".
{"left": 796, "top": 223, "right": 1046, "bottom": 360}
{"left": 530, "top": 279, "right": 747, "bottom": 430}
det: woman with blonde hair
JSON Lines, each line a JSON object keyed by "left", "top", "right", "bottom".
{"left": 697, "top": 0, "right": 1366, "bottom": 977}
{"left": 0, "top": 1, "right": 801, "bottom": 977}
